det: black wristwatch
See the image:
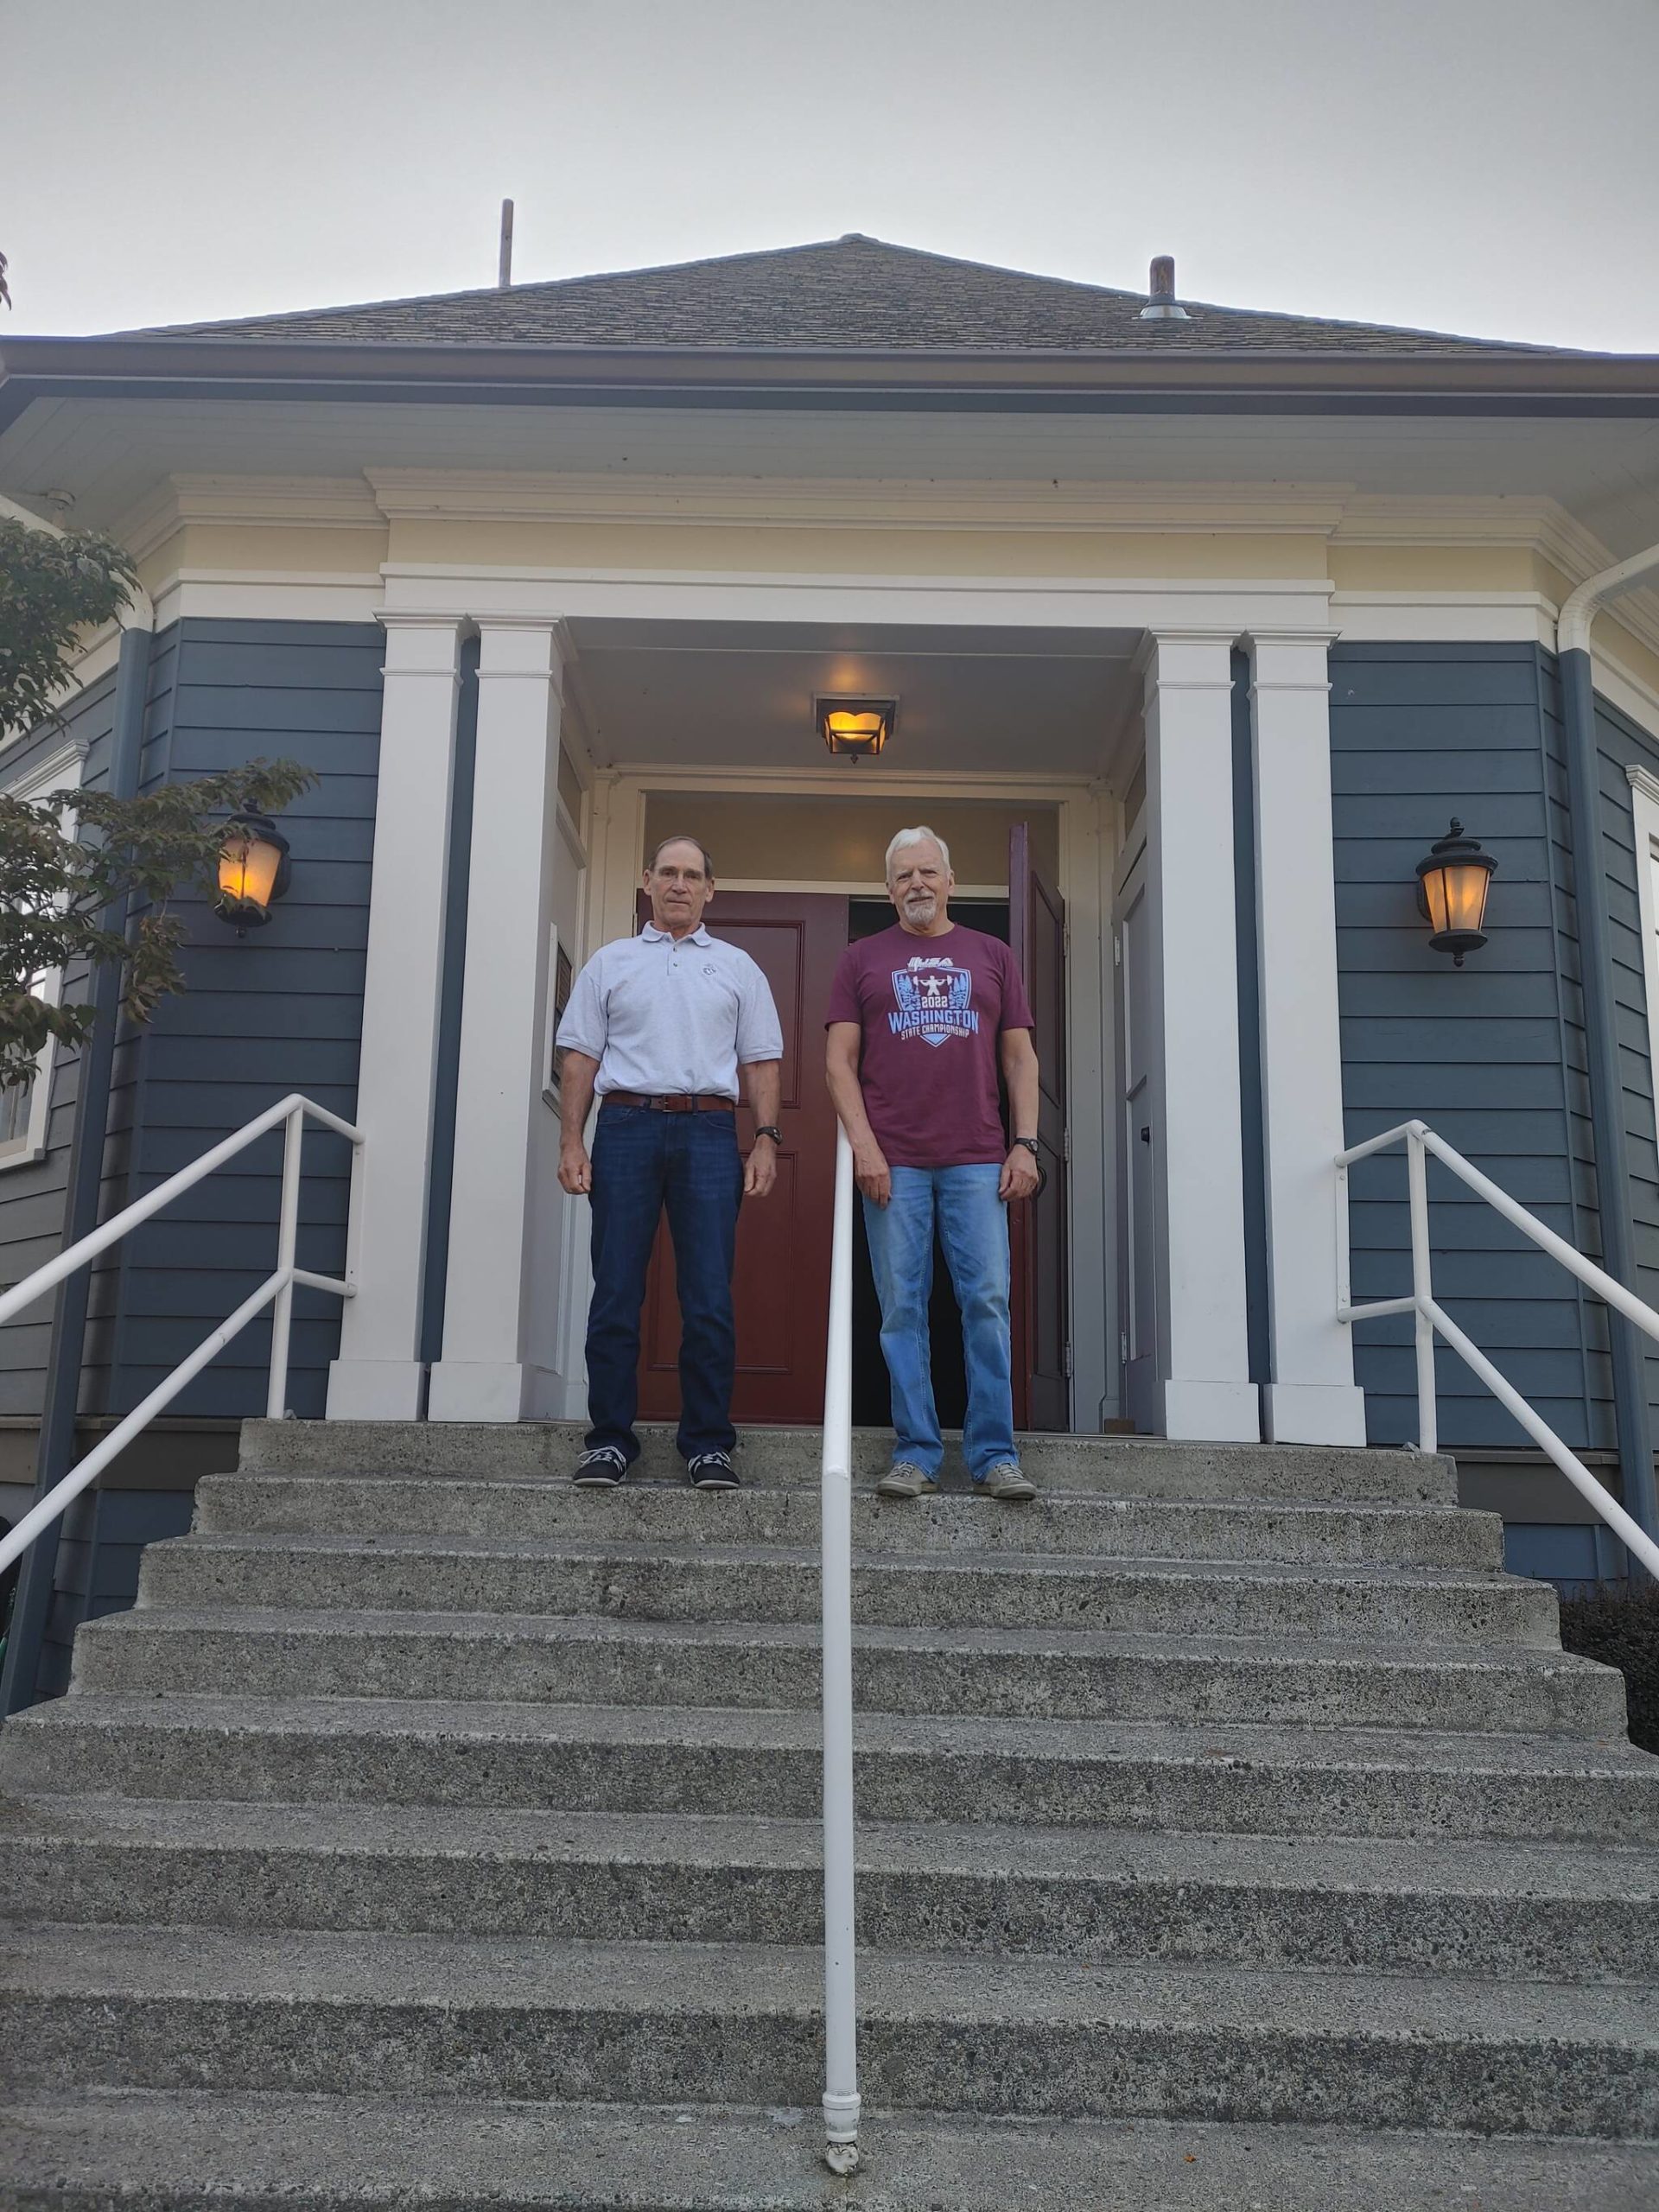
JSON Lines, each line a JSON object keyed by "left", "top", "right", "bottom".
{"left": 754, "top": 1124, "right": 783, "bottom": 1144}
{"left": 1012, "top": 1137, "right": 1040, "bottom": 1158}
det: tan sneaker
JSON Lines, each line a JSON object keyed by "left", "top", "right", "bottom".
{"left": 876, "top": 1463, "right": 938, "bottom": 1500}
{"left": 983, "top": 1462, "right": 1038, "bottom": 1502}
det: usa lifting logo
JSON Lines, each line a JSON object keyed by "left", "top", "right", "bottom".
{"left": 889, "top": 959, "right": 977, "bottom": 1048}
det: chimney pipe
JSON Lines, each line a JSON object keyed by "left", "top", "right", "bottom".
{"left": 498, "top": 199, "right": 515, "bottom": 289}
{"left": 1140, "top": 254, "right": 1191, "bottom": 321}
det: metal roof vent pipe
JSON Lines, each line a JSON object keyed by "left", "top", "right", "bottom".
{"left": 1140, "top": 255, "right": 1191, "bottom": 321}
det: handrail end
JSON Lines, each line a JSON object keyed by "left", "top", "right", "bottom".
{"left": 823, "top": 2091, "right": 861, "bottom": 2172}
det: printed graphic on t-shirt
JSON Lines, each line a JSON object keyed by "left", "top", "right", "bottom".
{"left": 889, "top": 956, "right": 978, "bottom": 1049}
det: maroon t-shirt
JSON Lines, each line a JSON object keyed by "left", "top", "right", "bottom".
{"left": 825, "top": 923, "right": 1034, "bottom": 1168}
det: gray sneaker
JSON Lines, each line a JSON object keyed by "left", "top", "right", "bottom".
{"left": 876, "top": 1462, "right": 938, "bottom": 1500}
{"left": 982, "top": 1462, "right": 1038, "bottom": 1502}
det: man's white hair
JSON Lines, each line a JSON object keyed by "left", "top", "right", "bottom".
{"left": 884, "top": 825, "right": 952, "bottom": 882}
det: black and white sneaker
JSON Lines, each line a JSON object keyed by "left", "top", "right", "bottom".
{"left": 574, "top": 1446, "right": 629, "bottom": 1487}
{"left": 687, "top": 1450, "right": 740, "bottom": 1491}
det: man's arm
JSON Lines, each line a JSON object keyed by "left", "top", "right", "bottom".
{"left": 557, "top": 1052, "right": 601, "bottom": 1195}
{"left": 999, "top": 1027, "right": 1041, "bottom": 1203}
{"left": 743, "top": 1058, "right": 782, "bottom": 1198}
{"left": 826, "top": 1021, "right": 891, "bottom": 1208}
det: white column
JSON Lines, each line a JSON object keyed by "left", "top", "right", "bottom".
{"left": 328, "top": 614, "right": 464, "bottom": 1419}
{"left": 1249, "top": 633, "right": 1369, "bottom": 1446}
{"left": 428, "top": 618, "right": 566, "bottom": 1421}
{"left": 1141, "top": 632, "right": 1258, "bottom": 1440}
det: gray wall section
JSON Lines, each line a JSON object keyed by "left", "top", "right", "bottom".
{"left": 1585, "top": 680, "right": 1659, "bottom": 1443}
{"left": 1331, "top": 642, "right": 1614, "bottom": 1456}
{"left": 0, "top": 659, "right": 128, "bottom": 1415}
{"left": 0, "top": 617, "right": 382, "bottom": 1426}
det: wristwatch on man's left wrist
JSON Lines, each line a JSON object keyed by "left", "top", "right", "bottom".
{"left": 754, "top": 1125, "right": 783, "bottom": 1145}
{"left": 1011, "top": 1137, "right": 1040, "bottom": 1159}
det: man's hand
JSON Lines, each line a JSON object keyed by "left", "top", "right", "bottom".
{"left": 558, "top": 1140, "right": 593, "bottom": 1197}
{"left": 744, "top": 1135, "right": 778, "bottom": 1198}
{"left": 855, "top": 1140, "right": 892, "bottom": 1209}
{"left": 1000, "top": 1144, "right": 1041, "bottom": 1203}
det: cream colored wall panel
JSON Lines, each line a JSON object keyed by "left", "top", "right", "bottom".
{"left": 1327, "top": 543, "right": 1538, "bottom": 594}
{"left": 639, "top": 791, "right": 1058, "bottom": 890}
{"left": 385, "top": 518, "right": 1325, "bottom": 582}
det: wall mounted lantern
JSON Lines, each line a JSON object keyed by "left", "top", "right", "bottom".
{"left": 817, "top": 695, "right": 897, "bottom": 760}
{"left": 1415, "top": 818, "right": 1496, "bottom": 967}
{"left": 214, "top": 814, "right": 292, "bottom": 932}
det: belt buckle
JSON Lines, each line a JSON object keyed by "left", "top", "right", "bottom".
{"left": 659, "top": 1095, "right": 695, "bottom": 1115}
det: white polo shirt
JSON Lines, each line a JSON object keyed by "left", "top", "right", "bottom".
{"left": 556, "top": 924, "right": 784, "bottom": 1100}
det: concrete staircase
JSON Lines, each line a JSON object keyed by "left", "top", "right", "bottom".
{"left": 2, "top": 1420, "right": 1656, "bottom": 2209}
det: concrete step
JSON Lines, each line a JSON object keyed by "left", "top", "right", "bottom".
{"left": 7, "top": 1696, "right": 1654, "bottom": 1843}
{"left": 137, "top": 1532, "right": 1558, "bottom": 1648}
{"left": 67, "top": 1605, "right": 1619, "bottom": 1732}
{"left": 5, "top": 1924, "right": 1655, "bottom": 2134}
{"left": 7, "top": 1795, "right": 1655, "bottom": 1982}
{"left": 198, "top": 1470, "right": 1505, "bottom": 1570}
{"left": 238, "top": 1419, "right": 1459, "bottom": 1504}
{"left": 7, "top": 2090, "right": 1658, "bottom": 2212}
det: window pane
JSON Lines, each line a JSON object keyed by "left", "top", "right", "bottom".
{"left": 0, "top": 1077, "right": 35, "bottom": 1147}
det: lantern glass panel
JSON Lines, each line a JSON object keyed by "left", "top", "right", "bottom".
{"left": 1442, "top": 860, "right": 1491, "bottom": 938}
{"left": 219, "top": 832, "right": 283, "bottom": 912}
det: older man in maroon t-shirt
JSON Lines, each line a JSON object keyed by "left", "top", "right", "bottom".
{"left": 825, "top": 826, "right": 1041, "bottom": 1500}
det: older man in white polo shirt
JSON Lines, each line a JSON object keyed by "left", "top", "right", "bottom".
{"left": 556, "top": 835, "right": 784, "bottom": 1489}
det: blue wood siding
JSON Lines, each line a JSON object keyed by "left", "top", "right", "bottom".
{"left": 1584, "top": 681, "right": 1659, "bottom": 1440}
{"left": 1331, "top": 642, "right": 1611, "bottom": 1452}
{"left": 0, "top": 618, "right": 382, "bottom": 1423}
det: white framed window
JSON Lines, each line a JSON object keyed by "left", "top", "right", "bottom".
{"left": 0, "top": 734, "right": 86, "bottom": 1171}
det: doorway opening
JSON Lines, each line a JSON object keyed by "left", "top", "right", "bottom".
{"left": 626, "top": 804, "right": 1072, "bottom": 1436}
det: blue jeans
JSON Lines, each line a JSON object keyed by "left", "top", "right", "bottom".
{"left": 862, "top": 1163, "right": 1017, "bottom": 1481}
{"left": 585, "top": 1106, "right": 743, "bottom": 1464}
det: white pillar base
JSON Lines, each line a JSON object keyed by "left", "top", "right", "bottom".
{"left": 1161, "top": 1377, "right": 1260, "bottom": 1442}
{"left": 428, "top": 1359, "right": 563, "bottom": 1424}
{"left": 325, "top": 1359, "right": 427, "bottom": 1421}
{"left": 1264, "top": 1380, "right": 1369, "bottom": 1447}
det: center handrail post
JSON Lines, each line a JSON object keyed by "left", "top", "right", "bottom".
{"left": 820, "top": 1123, "right": 861, "bottom": 2174}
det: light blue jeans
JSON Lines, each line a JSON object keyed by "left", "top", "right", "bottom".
{"left": 862, "top": 1163, "right": 1017, "bottom": 1482}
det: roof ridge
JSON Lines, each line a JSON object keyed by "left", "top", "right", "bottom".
{"left": 111, "top": 233, "right": 1566, "bottom": 356}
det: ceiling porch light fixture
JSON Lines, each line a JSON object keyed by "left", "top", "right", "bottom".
{"left": 1415, "top": 818, "right": 1496, "bottom": 966}
{"left": 817, "top": 696, "right": 897, "bottom": 760}
{"left": 215, "top": 814, "right": 292, "bottom": 932}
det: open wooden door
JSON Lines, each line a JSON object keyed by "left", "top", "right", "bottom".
{"left": 1008, "top": 823, "right": 1069, "bottom": 1430}
{"left": 636, "top": 891, "right": 848, "bottom": 1426}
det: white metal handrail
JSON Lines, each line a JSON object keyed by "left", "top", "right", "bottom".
{"left": 1336, "top": 1116, "right": 1659, "bottom": 1580}
{"left": 818, "top": 1123, "right": 861, "bottom": 2175}
{"left": 0, "top": 1092, "right": 363, "bottom": 1580}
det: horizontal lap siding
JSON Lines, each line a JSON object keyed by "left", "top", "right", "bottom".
{"left": 101, "top": 620, "right": 383, "bottom": 1420}
{"left": 1582, "top": 677, "right": 1659, "bottom": 1442}
{"left": 0, "top": 662, "right": 133, "bottom": 1416}
{"left": 1330, "top": 644, "right": 1601, "bottom": 1452}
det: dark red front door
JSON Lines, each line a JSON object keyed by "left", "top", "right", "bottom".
{"left": 1009, "top": 823, "right": 1069, "bottom": 1430}
{"left": 637, "top": 892, "right": 848, "bottom": 1425}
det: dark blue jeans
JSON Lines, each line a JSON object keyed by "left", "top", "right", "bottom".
{"left": 585, "top": 1105, "right": 743, "bottom": 1464}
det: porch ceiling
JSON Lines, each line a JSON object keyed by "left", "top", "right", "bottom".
{"left": 565, "top": 620, "right": 1140, "bottom": 774}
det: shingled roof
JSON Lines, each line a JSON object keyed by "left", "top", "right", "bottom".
{"left": 129, "top": 234, "right": 1550, "bottom": 356}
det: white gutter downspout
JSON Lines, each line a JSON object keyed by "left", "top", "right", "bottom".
{"left": 1554, "top": 538, "right": 1659, "bottom": 1570}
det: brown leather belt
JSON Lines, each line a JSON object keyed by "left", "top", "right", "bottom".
{"left": 601, "top": 1091, "right": 734, "bottom": 1114}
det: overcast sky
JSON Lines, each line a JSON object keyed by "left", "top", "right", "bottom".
{"left": 3, "top": 0, "right": 1658, "bottom": 353}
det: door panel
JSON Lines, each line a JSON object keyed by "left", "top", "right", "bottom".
{"left": 1116, "top": 853, "right": 1159, "bottom": 1433}
{"left": 1009, "top": 823, "right": 1070, "bottom": 1431}
{"left": 637, "top": 893, "right": 847, "bottom": 1425}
